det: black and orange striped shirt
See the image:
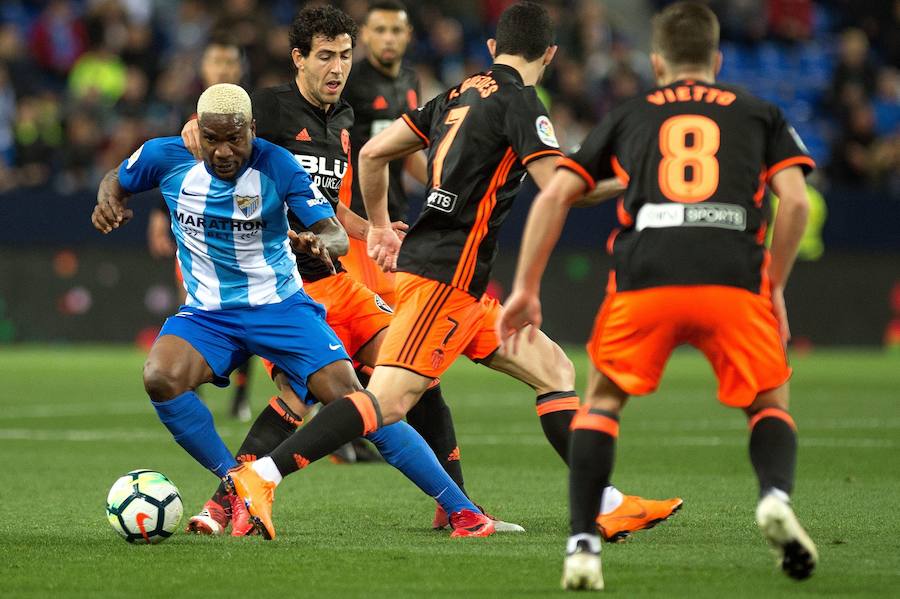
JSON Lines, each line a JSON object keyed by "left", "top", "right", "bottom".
{"left": 397, "top": 64, "right": 563, "bottom": 298}
{"left": 560, "top": 79, "right": 815, "bottom": 294}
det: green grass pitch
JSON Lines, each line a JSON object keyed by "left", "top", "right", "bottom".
{"left": 2, "top": 346, "right": 898, "bottom": 597}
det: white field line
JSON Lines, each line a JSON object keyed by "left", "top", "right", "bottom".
{"left": 0, "top": 428, "right": 894, "bottom": 449}
{"left": 2, "top": 401, "right": 899, "bottom": 433}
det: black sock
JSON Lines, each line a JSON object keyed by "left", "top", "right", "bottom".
{"left": 569, "top": 407, "right": 619, "bottom": 536}
{"left": 232, "top": 361, "right": 251, "bottom": 403}
{"left": 269, "top": 392, "right": 381, "bottom": 476}
{"left": 406, "top": 383, "right": 467, "bottom": 496}
{"left": 212, "top": 397, "right": 301, "bottom": 503}
{"left": 536, "top": 391, "right": 579, "bottom": 465}
{"left": 749, "top": 408, "right": 797, "bottom": 497}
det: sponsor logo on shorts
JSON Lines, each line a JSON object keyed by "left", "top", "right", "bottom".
{"left": 373, "top": 294, "right": 393, "bottom": 314}
{"left": 426, "top": 188, "right": 458, "bottom": 213}
{"left": 329, "top": 343, "right": 342, "bottom": 350}
{"left": 431, "top": 348, "right": 445, "bottom": 371}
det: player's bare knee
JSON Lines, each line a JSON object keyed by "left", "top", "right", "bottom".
{"left": 377, "top": 394, "right": 412, "bottom": 425}
{"left": 142, "top": 360, "right": 189, "bottom": 401}
{"left": 745, "top": 384, "right": 790, "bottom": 417}
{"left": 534, "top": 345, "right": 576, "bottom": 394}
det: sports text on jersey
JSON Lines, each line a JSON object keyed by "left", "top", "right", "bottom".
{"left": 646, "top": 84, "right": 737, "bottom": 106}
{"left": 292, "top": 154, "right": 348, "bottom": 193}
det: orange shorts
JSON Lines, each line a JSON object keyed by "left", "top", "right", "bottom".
{"left": 587, "top": 285, "right": 791, "bottom": 408}
{"left": 261, "top": 272, "right": 393, "bottom": 379}
{"left": 377, "top": 273, "right": 501, "bottom": 378}
{"left": 341, "top": 236, "right": 397, "bottom": 306}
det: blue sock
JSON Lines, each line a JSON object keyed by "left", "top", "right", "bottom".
{"left": 366, "top": 421, "right": 478, "bottom": 514}
{"left": 151, "top": 391, "right": 238, "bottom": 477}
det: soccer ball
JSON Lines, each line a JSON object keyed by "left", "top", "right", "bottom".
{"left": 106, "top": 469, "right": 183, "bottom": 544}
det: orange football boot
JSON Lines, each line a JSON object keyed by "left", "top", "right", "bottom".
{"left": 596, "top": 495, "right": 683, "bottom": 542}
{"left": 449, "top": 509, "right": 496, "bottom": 538}
{"left": 226, "top": 464, "right": 276, "bottom": 540}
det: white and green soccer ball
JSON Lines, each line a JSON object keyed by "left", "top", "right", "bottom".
{"left": 106, "top": 470, "right": 183, "bottom": 544}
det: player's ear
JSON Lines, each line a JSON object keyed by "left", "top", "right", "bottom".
{"left": 486, "top": 38, "right": 497, "bottom": 59}
{"left": 713, "top": 51, "right": 723, "bottom": 76}
{"left": 250, "top": 119, "right": 256, "bottom": 138}
{"left": 543, "top": 45, "right": 558, "bottom": 66}
{"left": 650, "top": 53, "right": 666, "bottom": 84}
{"left": 291, "top": 48, "right": 304, "bottom": 72}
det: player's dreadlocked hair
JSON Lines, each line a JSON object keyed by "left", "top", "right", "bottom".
{"left": 289, "top": 5, "right": 359, "bottom": 57}
{"left": 494, "top": 1, "right": 554, "bottom": 62}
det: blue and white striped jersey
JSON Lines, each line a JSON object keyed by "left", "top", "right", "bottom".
{"left": 118, "top": 136, "right": 334, "bottom": 310}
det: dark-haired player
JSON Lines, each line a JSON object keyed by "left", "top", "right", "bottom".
{"left": 226, "top": 1, "right": 681, "bottom": 542}
{"left": 342, "top": 0, "right": 421, "bottom": 307}
{"left": 500, "top": 1, "right": 818, "bottom": 590}
{"left": 342, "top": 0, "right": 473, "bottom": 530}
{"left": 180, "top": 6, "right": 498, "bottom": 539}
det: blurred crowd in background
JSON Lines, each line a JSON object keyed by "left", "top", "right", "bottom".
{"left": 0, "top": 0, "right": 897, "bottom": 196}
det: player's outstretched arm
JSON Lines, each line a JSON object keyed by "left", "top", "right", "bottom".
{"left": 500, "top": 167, "right": 589, "bottom": 345}
{"left": 403, "top": 150, "right": 428, "bottom": 185}
{"left": 359, "top": 118, "right": 423, "bottom": 226}
{"left": 359, "top": 118, "right": 423, "bottom": 272}
{"left": 288, "top": 217, "right": 346, "bottom": 276}
{"left": 767, "top": 165, "right": 810, "bottom": 342}
{"left": 92, "top": 168, "right": 134, "bottom": 234}
{"left": 574, "top": 177, "right": 625, "bottom": 207}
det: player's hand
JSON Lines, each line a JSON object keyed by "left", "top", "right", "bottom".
{"left": 289, "top": 230, "right": 336, "bottom": 274}
{"left": 181, "top": 118, "right": 202, "bottom": 160}
{"left": 391, "top": 220, "right": 408, "bottom": 241}
{"left": 499, "top": 289, "right": 542, "bottom": 353}
{"left": 92, "top": 191, "right": 133, "bottom": 234}
{"left": 771, "top": 286, "right": 791, "bottom": 345}
{"left": 367, "top": 224, "right": 402, "bottom": 272}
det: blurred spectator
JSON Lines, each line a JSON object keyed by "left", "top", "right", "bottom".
{"left": 0, "top": 0, "right": 892, "bottom": 198}
{"left": 59, "top": 109, "right": 104, "bottom": 192}
{"left": 0, "top": 64, "right": 14, "bottom": 168}
{"left": 873, "top": 67, "right": 900, "bottom": 136}
{"left": 829, "top": 28, "right": 878, "bottom": 112}
{"left": 67, "top": 18, "right": 128, "bottom": 106}
{"left": 13, "top": 93, "right": 62, "bottom": 187}
{"left": 768, "top": 0, "right": 814, "bottom": 43}
{"left": 28, "top": 0, "right": 87, "bottom": 84}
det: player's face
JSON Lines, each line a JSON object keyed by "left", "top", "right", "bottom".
{"left": 198, "top": 114, "right": 256, "bottom": 180}
{"left": 201, "top": 45, "right": 242, "bottom": 87}
{"left": 363, "top": 10, "right": 412, "bottom": 68}
{"left": 295, "top": 34, "right": 353, "bottom": 109}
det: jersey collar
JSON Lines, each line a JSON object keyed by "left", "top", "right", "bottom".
{"left": 490, "top": 63, "right": 524, "bottom": 85}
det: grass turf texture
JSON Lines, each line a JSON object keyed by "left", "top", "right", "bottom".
{"left": 1, "top": 346, "right": 898, "bottom": 597}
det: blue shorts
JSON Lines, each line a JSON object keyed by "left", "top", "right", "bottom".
{"left": 158, "top": 290, "right": 349, "bottom": 403}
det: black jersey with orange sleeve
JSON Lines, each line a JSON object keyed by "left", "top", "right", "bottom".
{"left": 343, "top": 59, "right": 420, "bottom": 221}
{"left": 251, "top": 83, "right": 354, "bottom": 282}
{"left": 396, "top": 64, "right": 564, "bottom": 298}
{"left": 559, "top": 79, "right": 815, "bottom": 294}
